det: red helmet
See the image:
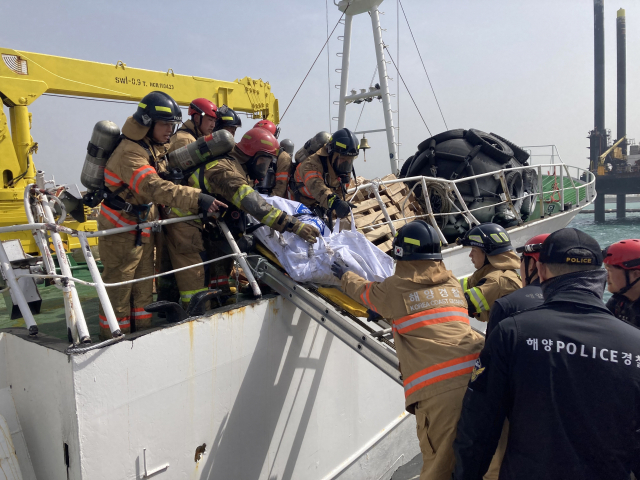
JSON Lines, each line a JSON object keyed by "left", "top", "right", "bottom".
{"left": 603, "top": 239, "right": 640, "bottom": 269}
{"left": 188, "top": 98, "right": 218, "bottom": 119}
{"left": 522, "top": 233, "right": 551, "bottom": 262}
{"left": 254, "top": 119, "right": 280, "bottom": 138}
{"left": 237, "top": 128, "right": 279, "bottom": 157}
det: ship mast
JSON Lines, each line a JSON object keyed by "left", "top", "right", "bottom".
{"left": 336, "top": 0, "right": 399, "bottom": 174}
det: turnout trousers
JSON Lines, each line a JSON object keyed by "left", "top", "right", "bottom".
{"left": 165, "top": 221, "right": 210, "bottom": 307}
{"left": 414, "top": 387, "right": 506, "bottom": 480}
{"left": 98, "top": 232, "right": 154, "bottom": 339}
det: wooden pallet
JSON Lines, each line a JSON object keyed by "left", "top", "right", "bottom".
{"left": 347, "top": 174, "right": 424, "bottom": 254}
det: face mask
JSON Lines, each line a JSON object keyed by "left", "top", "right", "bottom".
{"left": 250, "top": 154, "right": 276, "bottom": 182}
{"left": 333, "top": 154, "right": 354, "bottom": 176}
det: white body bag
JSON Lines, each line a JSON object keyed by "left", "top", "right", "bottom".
{"left": 249, "top": 195, "right": 394, "bottom": 286}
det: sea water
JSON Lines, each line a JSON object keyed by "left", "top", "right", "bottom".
{"left": 568, "top": 199, "right": 640, "bottom": 301}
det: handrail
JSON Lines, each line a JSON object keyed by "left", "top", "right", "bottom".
{"left": 2, "top": 185, "right": 264, "bottom": 346}
{"left": 348, "top": 162, "right": 596, "bottom": 248}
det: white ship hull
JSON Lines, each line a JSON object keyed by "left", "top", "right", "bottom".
{"left": 0, "top": 205, "right": 583, "bottom": 480}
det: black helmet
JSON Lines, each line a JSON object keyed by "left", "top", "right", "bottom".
{"left": 392, "top": 220, "right": 442, "bottom": 261}
{"left": 326, "top": 128, "right": 359, "bottom": 158}
{"left": 216, "top": 105, "right": 243, "bottom": 130}
{"left": 133, "top": 91, "right": 182, "bottom": 127}
{"left": 280, "top": 138, "right": 295, "bottom": 157}
{"left": 457, "top": 223, "right": 513, "bottom": 256}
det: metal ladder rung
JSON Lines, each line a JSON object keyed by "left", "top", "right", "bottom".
{"left": 249, "top": 257, "right": 401, "bottom": 385}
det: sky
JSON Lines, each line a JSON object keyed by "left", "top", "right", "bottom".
{"left": 2, "top": 0, "right": 639, "bottom": 186}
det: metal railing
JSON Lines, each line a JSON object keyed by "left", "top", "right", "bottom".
{"left": 347, "top": 161, "right": 596, "bottom": 247}
{"left": 0, "top": 173, "right": 262, "bottom": 350}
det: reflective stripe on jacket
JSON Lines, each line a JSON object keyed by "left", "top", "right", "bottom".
{"left": 460, "top": 251, "right": 522, "bottom": 323}
{"left": 341, "top": 260, "right": 484, "bottom": 412}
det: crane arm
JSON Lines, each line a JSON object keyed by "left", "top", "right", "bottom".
{"left": 0, "top": 48, "right": 279, "bottom": 120}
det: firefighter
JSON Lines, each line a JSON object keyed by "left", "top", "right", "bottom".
{"left": 486, "top": 233, "right": 548, "bottom": 338}
{"left": 453, "top": 228, "right": 640, "bottom": 480}
{"left": 603, "top": 239, "right": 640, "bottom": 327}
{"left": 253, "top": 119, "right": 292, "bottom": 198}
{"left": 458, "top": 223, "right": 522, "bottom": 323}
{"left": 175, "top": 127, "right": 320, "bottom": 296}
{"left": 288, "top": 128, "right": 359, "bottom": 220}
{"left": 331, "top": 220, "right": 487, "bottom": 480}
{"left": 97, "top": 91, "right": 224, "bottom": 338}
{"left": 169, "top": 98, "right": 218, "bottom": 153}
{"left": 157, "top": 98, "right": 222, "bottom": 308}
{"left": 214, "top": 105, "right": 242, "bottom": 137}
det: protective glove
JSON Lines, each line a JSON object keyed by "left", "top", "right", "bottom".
{"left": 327, "top": 194, "right": 356, "bottom": 219}
{"left": 366, "top": 309, "right": 382, "bottom": 323}
{"left": 198, "top": 193, "right": 227, "bottom": 216}
{"left": 288, "top": 220, "right": 320, "bottom": 243}
{"left": 331, "top": 261, "right": 349, "bottom": 280}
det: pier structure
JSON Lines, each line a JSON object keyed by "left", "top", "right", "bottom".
{"left": 590, "top": 4, "right": 638, "bottom": 222}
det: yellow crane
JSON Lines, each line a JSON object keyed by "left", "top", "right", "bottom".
{"left": 0, "top": 47, "right": 280, "bottom": 254}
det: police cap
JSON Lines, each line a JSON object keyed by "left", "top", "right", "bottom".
{"left": 538, "top": 228, "right": 603, "bottom": 266}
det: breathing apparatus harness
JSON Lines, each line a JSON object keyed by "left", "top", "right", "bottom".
{"left": 101, "top": 137, "right": 158, "bottom": 246}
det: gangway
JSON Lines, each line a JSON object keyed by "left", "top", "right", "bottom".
{"left": 249, "top": 255, "right": 402, "bottom": 385}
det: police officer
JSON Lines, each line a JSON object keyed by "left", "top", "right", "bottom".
{"left": 178, "top": 127, "right": 320, "bottom": 294}
{"left": 97, "top": 91, "right": 224, "bottom": 338}
{"left": 486, "top": 233, "right": 548, "bottom": 338}
{"left": 603, "top": 239, "right": 640, "bottom": 328}
{"left": 252, "top": 119, "right": 293, "bottom": 198}
{"left": 453, "top": 228, "right": 640, "bottom": 480}
{"left": 288, "top": 128, "right": 358, "bottom": 220}
{"left": 332, "top": 221, "right": 485, "bottom": 480}
{"left": 458, "top": 223, "right": 521, "bottom": 323}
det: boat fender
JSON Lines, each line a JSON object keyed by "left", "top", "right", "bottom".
{"left": 490, "top": 132, "right": 530, "bottom": 164}
{"left": 167, "top": 129, "right": 235, "bottom": 171}
{"left": 416, "top": 128, "right": 466, "bottom": 152}
{"left": 408, "top": 139, "right": 437, "bottom": 178}
{"left": 464, "top": 129, "right": 514, "bottom": 164}
{"left": 81, "top": 120, "right": 122, "bottom": 192}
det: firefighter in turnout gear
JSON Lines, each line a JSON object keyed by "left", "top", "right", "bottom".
{"left": 458, "top": 223, "right": 522, "bottom": 323}
{"left": 288, "top": 128, "right": 359, "bottom": 219}
{"left": 252, "top": 119, "right": 291, "bottom": 198}
{"left": 169, "top": 98, "right": 218, "bottom": 153}
{"left": 273, "top": 138, "right": 294, "bottom": 198}
{"left": 97, "top": 91, "right": 224, "bottom": 338}
{"left": 159, "top": 98, "right": 221, "bottom": 308}
{"left": 604, "top": 239, "right": 640, "bottom": 328}
{"left": 173, "top": 127, "right": 320, "bottom": 296}
{"left": 332, "top": 220, "right": 487, "bottom": 480}
{"left": 453, "top": 228, "right": 640, "bottom": 480}
{"left": 214, "top": 105, "right": 242, "bottom": 137}
{"left": 486, "top": 233, "right": 548, "bottom": 338}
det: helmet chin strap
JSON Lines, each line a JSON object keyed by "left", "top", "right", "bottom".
{"left": 524, "top": 257, "right": 537, "bottom": 285}
{"left": 618, "top": 270, "right": 640, "bottom": 296}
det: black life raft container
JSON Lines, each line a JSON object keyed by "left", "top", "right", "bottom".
{"left": 399, "top": 129, "right": 538, "bottom": 241}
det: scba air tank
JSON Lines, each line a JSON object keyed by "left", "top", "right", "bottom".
{"left": 294, "top": 131, "right": 330, "bottom": 163}
{"left": 81, "top": 120, "right": 121, "bottom": 191}
{"left": 167, "top": 130, "right": 235, "bottom": 171}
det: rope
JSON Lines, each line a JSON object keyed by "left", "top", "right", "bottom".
{"left": 384, "top": 47, "right": 432, "bottom": 136}
{"left": 398, "top": 0, "right": 448, "bottom": 130}
{"left": 280, "top": 4, "right": 351, "bottom": 122}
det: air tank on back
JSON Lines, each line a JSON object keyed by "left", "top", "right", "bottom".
{"left": 167, "top": 129, "right": 235, "bottom": 171}
{"left": 81, "top": 120, "right": 121, "bottom": 192}
{"left": 294, "top": 131, "right": 331, "bottom": 163}
{"left": 279, "top": 138, "right": 295, "bottom": 158}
